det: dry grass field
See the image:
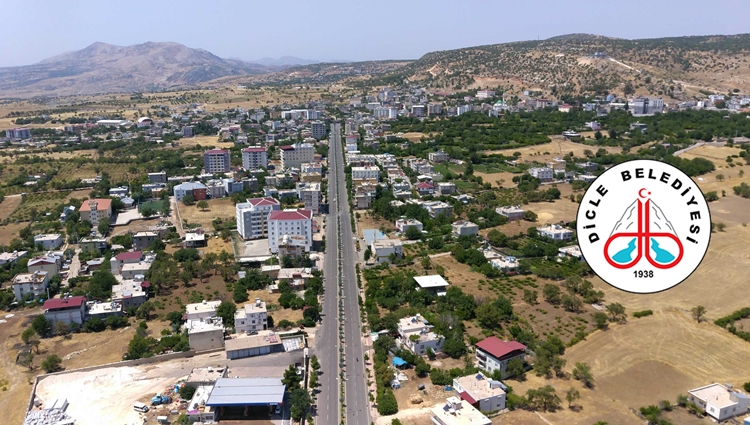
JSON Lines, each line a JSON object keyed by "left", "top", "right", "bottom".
{"left": 356, "top": 212, "right": 393, "bottom": 238}
{"left": 482, "top": 138, "right": 622, "bottom": 163}
{"left": 678, "top": 144, "right": 744, "bottom": 164}
{"left": 177, "top": 198, "right": 237, "bottom": 229}
{"left": 0, "top": 195, "right": 23, "bottom": 221}
{"left": 175, "top": 135, "right": 234, "bottom": 149}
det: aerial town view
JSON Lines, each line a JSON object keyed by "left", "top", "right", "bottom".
{"left": 2, "top": 1, "right": 750, "bottom": 425}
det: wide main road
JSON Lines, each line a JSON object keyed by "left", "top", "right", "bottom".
{"left": 316, "top": 122, "right": 370, "bottom": 425}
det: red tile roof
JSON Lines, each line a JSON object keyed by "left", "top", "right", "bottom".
{"left": 475, "top": 337, "right": 527, "bottom": 360}
{"left": 416, "top": 182, "right": 435, "bottom": 189}
{"left": 140, "top": 281, "right": 151, "bottom": 288}
{"left": 116, "top": 251, "right": 143, "bottom": 261}
{"left": 268, "top": 209, "right": 312, "bottom": 221}
{"left": 44, "top": 296, "right": 86, "bottom": 310}
{"left": 459, "top": 391, "right": 477, "bottom": 405}
{"left": 247, "top": 197, "right": 280, "bottom": 207}
{"left": 79, "top": 198, "right": 112, "bottom": 212}
{"left": 243, "top": 147, "right": 266, "bottom": 153}
{"left": 279, "top": 145, "right": 295, "bottom": 151}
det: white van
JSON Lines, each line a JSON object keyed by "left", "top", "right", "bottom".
{"left": 157, "top": 416, "right": 169, "bottom": 424}
{"left": 133, "top": 402, "right": 149, "bottom": 413}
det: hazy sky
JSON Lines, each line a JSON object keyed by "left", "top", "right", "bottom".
{"left": 2, "top": 0, "right": 749, "bottom": 67}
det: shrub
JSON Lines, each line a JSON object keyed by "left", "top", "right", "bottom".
{"left": 632, "top": 310, "right": 653, "bottom": 318}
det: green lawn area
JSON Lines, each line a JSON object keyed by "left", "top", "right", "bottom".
{"left": 138, "top": 200, "right": 167, "bottom": 212}
{"left": 454, "top": 180, "right": 479, "bottom": 191}
{"left": 433, "top": 163, "right": 463, "bottom": 175}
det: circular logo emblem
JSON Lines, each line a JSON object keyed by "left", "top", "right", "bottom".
{"left": 576, "top": 159, "right": 711, "bottom": 294}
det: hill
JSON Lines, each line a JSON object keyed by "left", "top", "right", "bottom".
{"left": 391, "top": 33, "right": 750, "bottom": 99}
{"left": 0, "top": 41, "right": 274, "bottom": 98}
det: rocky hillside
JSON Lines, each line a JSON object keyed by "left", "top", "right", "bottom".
{"left": 0, "top": 42, "right": 274, "bottom": 98}
{"left": 394, "top": 33, "right": 750, "bottom": 98}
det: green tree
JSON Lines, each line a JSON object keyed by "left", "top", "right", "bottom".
{"left": 594, "top": 131, "right": 603, "bottom": 140}
{"left": 523, "top": 210, "right": 538, "bottom": 222}
{"left": 405, "top": 226, "right": 422, "bottom": 240}
{"left": 196, "top": 200, "right": 209, "bottom": 211}
{"left": 526, "top": 385, "right": 561, "bottom": 412}
{"left": 136, "top": 301, "right": 155, "bottom": 320}
{"left": 415, "top": 358, "right": 431, "bottom": 377}
{"left": 572, "top": 362, "right": 594, "bottom": 388}
{"left": 543, "top": 284, "right": 561, "bottom": 304}
{"left": 566, "top": 387, "right": 580, "bottom": 408}
{"left": 216, "top": 301, "right": 237, "bottom": 327}
{"left": 84, "top": 317, "right": 106, "bottom": 332}
{"left": 592, "top": 312, "right": 609, "bottom": 330}
{"left": 179, "top": 385, "right": 196, "bottom": 400}
{"left": 476, "top": 302, "right": 502, "bottom": 329}
{"left": 442, "top": 335, "right": 467, "bottom": 359}
{"left": 282, "top": 364, "right": 302, "bottom": 390}
{"left": 21, "top": 328, "right": 35, "bottom": 345}
{"left": 376, "top": 389, "right": 399, "bottom": 415}
{"left": 691, "top": 305, "right": 706, "bottom": 323}
{"left": 97, "top": 217, "right": 111, "bottom": 236}
{"left": 561, "top": 293, "right": 583, "bottom": 313}
{"left": 606, "top": 302, "right": 626, "bottom": 323}
{"left": 182, "top": 194, "right": 195, "bottom": 206}
{"left": 32, "top": 315, "right": 52, "bottom": 337}
{"left": 506, "top": 357, "right": 525, "bottom": 379}
{"left": 522, "top": 289, "right": 537, "bottom": 305}
{"left": 310, "top": 354, "right": 320, "bottom": 371}
{"left": 41, "top": 354, "right": 63, "bottom": 373}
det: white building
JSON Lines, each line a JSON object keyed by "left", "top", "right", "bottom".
{"left": 12, "top": 271, "right": 49, "bottom": 301}
{"left": 456, "top": 105, "right": 473, "bottom": 115}
{"left": 528, "top": 167, "right": 553, "bottom": 181}
{"left": 414, "top": 275, "right": 449, "bottom": 296}
{"left": 351, "top": 166, "right": 380, "bottom": 181}
{"left": 185, "top": 300, "right": 222, "bottom": 321}
{"left": 27, "top": 256, "right": 60, "bottom": 278}
{"left": 32, "top": 234, "right": 63, "bottom": 250}
{"left": 430, "top": 397, "right": 491, "bottom": 425}
{"left": 452, "top": 221, "right": 479, "bottom": 238}
{"left": 370, "top": 239, "right": 403, "bottom": 264}
{"left": 185, "top": 316, "right": 225, "bottom": 351}
{"left": 538, "top": 224, "right": 574, "bottom": 241}
{"left": 429, "top": 150, "right": 450, "bottom": 163}
{"left": 296, "top": 182, "right": 322, "bottom": 214}
{"left": 280, "top": 143, "right": 315, "bottom": 170}
{"left": 398, "top": 314, "right": 444, "bottom": 356}
{"left": 311, "top": 121, "right": 326, "bottom": 139}
{"left": 234, "top": 298, "right": 269, "bottom": 334}
{"left": 111, "top": 280, "right": 149, "bottom": 309}
{"left": 631, "top": 96, "right": 664, "bottom": 116}
{"left": 475, "top": 337, "right": 527, "bottom": 379}
{"left": 453, "top": 373, "right": 506, "bottom": 413}
{"left": 496, "top": 205, "right": 525, "bottom": 221}
{"left": 688, "top": 383, "right": 750, "bottom": 421}
{"left": 242, "top": 147, "right": 268, "bottom": 169}
{"left": 173, "top": 181, "right": 207, "bottom": 202}
{"left": 236, "top": 197, "right": 281, "bottom": 240}
{"left": 268, "top": 209, "right": 313, "bottom": 254}
{"left": 476, "top": 90, "right": 496, "bottom": 99}
{"left": 43, "top": 296, "right": 87, "bottom": 326}
{"left": 396, "top": 218, "right": 423, "bottom": 233}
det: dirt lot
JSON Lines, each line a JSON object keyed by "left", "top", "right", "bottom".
{"left": 246, "top": 289, "right": 303, "bottom": 325}
{"left": 391, "top": 356, "right": 466, "bottom": 410}
{"left": 0, "top": 221, "right": 29, "bottom": 242}
{"left": 0, "top": 309, "right": 147, "bottom": 424}
{"left": 177, "top": 197, "right": 237, "bottom": 230}
{"left": 175, "top": 135, "right": 234, "bottom": 149}
{"left": 356, "top": 212, "right": 393, "bottom": 238}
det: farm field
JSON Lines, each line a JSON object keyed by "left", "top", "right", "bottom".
{"left": 175, "top": 135, "right": 233, "bottom": 149}
{"left": 0, "top": 195, "right": 23, "bottom": 221}
{"left": 678, "top": 144, "right": 744, "bottom": 163}
{"left": 9, "top": 189, "right": 91, "bottom": 220}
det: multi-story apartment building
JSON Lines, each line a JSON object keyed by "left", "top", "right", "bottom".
{"left": 12, "top": 271, "right": 49, "bottom": 301}
{"left": 280, "top": 143, "right": 315, "bottom": 170}
{"left": 6, "top": 127, "right": 31, "bottom": 139}
{"left": 236, "top": 197, "right": 281, "bottom": 240}
{"left": 173, "top": 181, "right": 208, "bottom": 201}
{"left": 148, "top": 171, "right": 167, "bottom": 183}
{"left": 476, "top": 90, "right": 496, "bottom": 99}
{"left": 203, "top": 149, "right": 230, "bottom": 173}
{"left": 351, "top": 166, "right": 380, "bottom": 182}
{"left": 631, "top": 96, "right": 664, "bottom": 116}
{"left": 234, "top": 298, "right": 269, "bottom": 334}
{"left": 456, "top": 104, "right": 473, "bottom": 115}
{"left": 528, "top": 167, "right": 554, "bottom": 182}
{"left": 267, "top": 209, "right": 313, "bottom": 254}
{"left": 79, "top": 199, "right": 112, "bottom": 227}
{"left": 242, "top": 147, "right": 268, "bottom": 169}
{"left": 311, "top": 121, "right": 326, "bottom": 139}
{"left": 428, "top": 150, "right": 450, "bottom": 163}
{"left": 296, "top": 182, "right": 322, "bottom": 214}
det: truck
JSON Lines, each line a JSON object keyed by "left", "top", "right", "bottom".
{"left": 151, "top": 394, "right": 172, "bottom": 406}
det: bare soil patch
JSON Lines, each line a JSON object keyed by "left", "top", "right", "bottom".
{"left": 0, "top": 196, "right": 23, "bottom": 221}
{"left": 177, "top": 198, "right": 237, "bottom": 230}
{"left": 482, "top": 138, "right": 621, "bottom": 163}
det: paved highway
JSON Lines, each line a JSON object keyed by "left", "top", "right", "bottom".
{"left": 316, "top": 122, "right": 370, "bottom": 424}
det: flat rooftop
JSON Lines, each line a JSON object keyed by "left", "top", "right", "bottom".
{"left": 399, "top": 315, "right": 430, "bottom": 333}
{"left": 689, "top": 383, "right": 740, "bottom": 409}
{"left": 414, "top": 275, "right": 450, "bottom": 288}
{"left": 186, "top": 367, "right": 226, "bottom": 384}
{"left": 225, "top": 333, "right": 281, "bottom": 352}
{"left": 185, "top": 300, "right": 222, "bottom": 315}
{"left": 430, "top": 397, "right": 491, "bottom": 425}
{"left": 205, "top": 378, "right": 285, "bottom": 406}
{"left": 454, "top": 373, "right": 505, "bottom": 402}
